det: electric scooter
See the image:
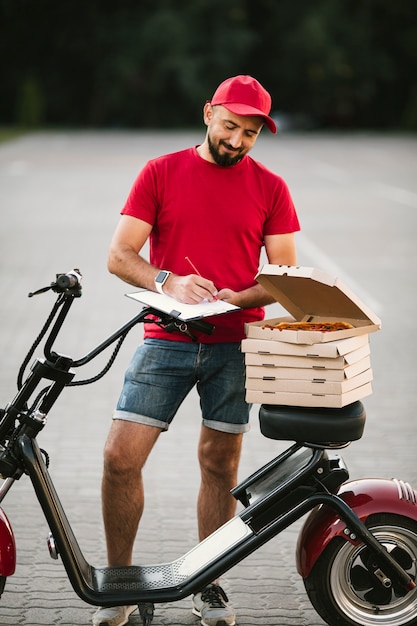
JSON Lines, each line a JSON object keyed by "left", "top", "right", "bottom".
{"left": 0, "top": 270, "right": 416, "bottom": 626}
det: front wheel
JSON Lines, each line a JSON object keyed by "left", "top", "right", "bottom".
{"left": 304, "top": 514, "right": 417, "bottom": 626}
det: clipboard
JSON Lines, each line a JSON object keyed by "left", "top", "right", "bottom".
{"left": 126, "top": 290, "right": 240, "bottom": 321}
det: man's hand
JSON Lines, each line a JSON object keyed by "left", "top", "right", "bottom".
{"left": 217, "top": 284, "right": 276, "bottom": 308}
{"left": 216, "top": 288, "right": 237, "bottom": 304}
{"left": 164, "top": 274, "right": 218, "bottom": 304}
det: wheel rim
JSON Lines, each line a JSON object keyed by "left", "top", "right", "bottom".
{"left": 330, "top": 524, "right": 417, "bottom": 625}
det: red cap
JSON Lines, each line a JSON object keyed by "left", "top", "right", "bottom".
{"left": 210, "top": 75, "right": 277, "bottom": 134}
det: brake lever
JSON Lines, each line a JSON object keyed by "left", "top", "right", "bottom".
{"left": 28, "top": 285, "right": 54, "bottom": 297}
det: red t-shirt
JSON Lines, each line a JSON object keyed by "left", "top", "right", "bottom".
{"left": 122, "top": 147, "right": 300, "bottom": 343}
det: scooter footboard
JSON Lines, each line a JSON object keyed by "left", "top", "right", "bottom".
{"left": 296, "top": 477, "right": 417, "bottom": 578}
{"left": 93, "top": 516, "right": 253, "bottom": 602}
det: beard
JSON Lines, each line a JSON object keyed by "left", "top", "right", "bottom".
{"left": 207, "top": 134, "right": 244, "bottom": 166}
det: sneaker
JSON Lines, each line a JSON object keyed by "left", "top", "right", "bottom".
{"left": 92, "top": 605, "right": 137, "bottom": 626}
{"left": 192, "top": 584, "right": 236, "bottom": 626}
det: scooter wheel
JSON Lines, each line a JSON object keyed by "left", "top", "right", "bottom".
{"left": 304, "top": 513, "right": 417, "bottom": 626}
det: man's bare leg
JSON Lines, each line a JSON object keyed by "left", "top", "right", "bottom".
{"left": 192, "top": 426, "right": 242, "bottom": 624}
{"left": 101, "top": 420, "right": 161, "bottom": 566}
{"left": 197, "top": 425, "right": 243, "bottom": 541}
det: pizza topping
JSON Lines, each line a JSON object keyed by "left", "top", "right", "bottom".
{"left": 262, "top": 321, "right": 354, "bottom": 332}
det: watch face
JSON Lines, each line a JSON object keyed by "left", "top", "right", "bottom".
{"left": 155, "top": 270, "right": 169, "bottom": 284}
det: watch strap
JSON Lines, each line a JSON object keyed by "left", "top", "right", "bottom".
{"left": 155, "top": 270, "right": 171, "bottom": 294}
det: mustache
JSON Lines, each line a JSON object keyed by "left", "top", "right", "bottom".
{"left": 220, "top": 140, "right": 242, "bottom": 153}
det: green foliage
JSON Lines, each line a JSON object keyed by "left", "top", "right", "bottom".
{"left": 16, "top": 76, "right": 45, "bottom": 127}
{"left": 0, "top": 0, "right": 416, "bottom": 129}
{"left": 403, "top": 86, "right": 417, "bottom": 131}
{"left": 0, "top": 127, "right": 26, "bottom": 143}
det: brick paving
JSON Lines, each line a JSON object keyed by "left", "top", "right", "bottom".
{"left": 0, "top": 131, "right": 416, "bottom": 625}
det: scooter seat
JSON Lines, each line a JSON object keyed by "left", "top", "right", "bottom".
{"left": 259, "top": 401, "right": 366, "bottom": 444}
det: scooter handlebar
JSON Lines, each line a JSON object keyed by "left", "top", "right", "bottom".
{"left": 54, "top": 270, "right": 82, "bottom": 292}
{"left": 28, "top": 269, "right": 83, "bottom": 298}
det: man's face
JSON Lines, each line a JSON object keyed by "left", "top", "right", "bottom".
{"left": 204, "top": 104, "right": 263, "bottom": 166}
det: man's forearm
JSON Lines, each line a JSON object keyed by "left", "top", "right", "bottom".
{"left": 108, "top": 246, "right": 157, "bottom": 290}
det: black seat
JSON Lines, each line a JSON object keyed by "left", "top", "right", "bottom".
{"left": 259, "top": 401, "right": 366, "bottom": 444}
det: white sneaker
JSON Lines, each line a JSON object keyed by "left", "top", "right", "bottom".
{"left": 92, "top": 605, "right": 137, "bottom": 626}
{"left": 192, "top": 584, "right": 236, "bottom": 626}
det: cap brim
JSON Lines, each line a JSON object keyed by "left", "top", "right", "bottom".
{"left": 219, "top": 102, "right": 277, "bottom": 134}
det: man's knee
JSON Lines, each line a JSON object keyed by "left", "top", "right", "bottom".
{"left": 104, "top": 420, "right": 160, "bottom": 476}
{"left": 103, "top": 436, "right": 134, "bottom": 477}
{"left": 198, "top": 429, "right": 242, "bottom": 478}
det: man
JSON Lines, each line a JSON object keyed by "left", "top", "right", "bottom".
{"left": 93, "top": 75, "right": 300, "bottom": 626}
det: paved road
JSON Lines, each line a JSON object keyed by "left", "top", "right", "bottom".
{"left": 0, "top": 131, "right": 416, "bottom": 625}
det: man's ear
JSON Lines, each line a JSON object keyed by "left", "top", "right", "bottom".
{"left": 202, "top": 101, "right": 214, "bottom": 126}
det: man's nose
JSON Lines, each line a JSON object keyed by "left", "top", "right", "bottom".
{"left": 228, "top": 130, "right": 243, "bottom": 148}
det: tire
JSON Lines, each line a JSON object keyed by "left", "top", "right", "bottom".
{"left": 304, "top": 514, "right": 417, "bottom": 626}
{"left": 0, "top": 576, "right": 6, "bottom": 596}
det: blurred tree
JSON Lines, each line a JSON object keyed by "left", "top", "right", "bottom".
{"left": 0, "top": 0, "right": 415, "bottom": 129}
{"left": 246, "top": 0, "right": 417, "bottom": 129}
{"left": 85, "top": 0, "right": 255, "bottom": 127}
{"left": 15, "top": 76, "right": 45, "bottom": 127}
{"left": 0, "top": 0, "right": 255, "bottom": 127}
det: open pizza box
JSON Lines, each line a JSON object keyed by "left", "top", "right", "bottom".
{"left": 245, "top": 265, "right": 381, "bottom": 345}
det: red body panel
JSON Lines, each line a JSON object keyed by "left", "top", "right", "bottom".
{"left": 0, "top": 507, "right": 16, "bottom": 576}
{"left": 296, "top": 478, "right": 417, "bottom": 578}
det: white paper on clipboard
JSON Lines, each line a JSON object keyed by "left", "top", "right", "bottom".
{"left": 126, "top": 290, "right": 240, "bottom": 321}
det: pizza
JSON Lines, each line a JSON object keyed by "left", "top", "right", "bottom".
{"left": 262, "top": 321, "right": 354, "bottom": 332}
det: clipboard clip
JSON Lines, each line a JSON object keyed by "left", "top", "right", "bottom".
{"left": 145, "top": 308, "right": 215, "bottom": 342}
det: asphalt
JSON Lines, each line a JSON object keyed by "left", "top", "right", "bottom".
{"left": 0, "top": 130, "right": 416, "bottom": 625}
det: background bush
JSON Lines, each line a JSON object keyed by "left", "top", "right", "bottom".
{"left": 1, "top": 0, "right": 416, "bottom": 130}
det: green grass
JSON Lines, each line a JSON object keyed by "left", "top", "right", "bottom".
{"left": 0, "top": 127, "right": 28, "bottom": 144}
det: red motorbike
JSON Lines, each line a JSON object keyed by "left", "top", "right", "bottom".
{"left": 0, "top": 271, "right": 416, "bottom": 626}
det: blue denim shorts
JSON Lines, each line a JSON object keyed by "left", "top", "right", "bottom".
{"left": 114, "top": 338, "right": 250, "bottom": 433}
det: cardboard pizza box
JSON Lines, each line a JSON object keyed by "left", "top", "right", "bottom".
{"left": 245, "top": 367, "right": 373, "bottom": 394}
{"left": 245, "top": 382, "right": 373, "bottom": 408}
{"left": 244, "top": 343, "right": 370, "bottom": 371}
{"left": 245, "top": 265, "right": 381, "bottom": 345}
{"left": 245, "top": 356, "right": 371, "bottom": 382}
{"left": 241, "top": 334, "right": 368, "bottom": 359}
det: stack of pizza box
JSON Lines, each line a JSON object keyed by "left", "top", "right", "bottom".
{"left": 243, "top": 266, "right": 381, "bottom": 408}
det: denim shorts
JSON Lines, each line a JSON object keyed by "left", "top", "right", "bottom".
{"left": 114, "top": 338, "right": 250, "bottom": 433}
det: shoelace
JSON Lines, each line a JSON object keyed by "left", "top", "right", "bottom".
{"left": 201, "top": 584, "right": 229, "bottom": 608}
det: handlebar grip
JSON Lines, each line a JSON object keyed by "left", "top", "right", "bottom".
{"left": 55, "top": 270, "right": 82, "bottom": 290}
{"left": 28, "top": 269, "right": 83, "bottom": 297}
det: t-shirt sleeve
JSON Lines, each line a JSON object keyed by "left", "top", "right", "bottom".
{"left": 263, "top": 176, "right": 300, "bottom": 236}
{"left": 121, "top": 160, "right": 159, "bottom": 226}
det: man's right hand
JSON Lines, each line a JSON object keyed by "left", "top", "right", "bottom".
{"left": 164, "top": 274, "right": 218, "bottom": 304}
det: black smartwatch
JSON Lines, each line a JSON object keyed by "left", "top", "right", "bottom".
{"left": 154, "top": 270, "right": 171, "bottom": 294}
